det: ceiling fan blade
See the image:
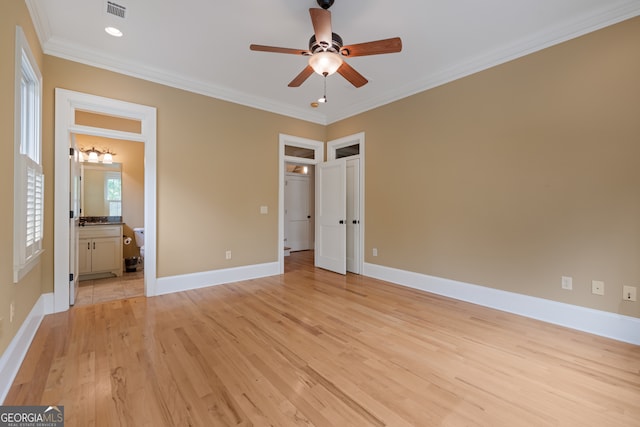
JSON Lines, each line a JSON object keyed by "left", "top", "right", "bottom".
{"left": 309, "top": 8, "right": 332, "bottom": 47}
{"left": 340, "top": 37, "right": 402, "bottom": 57}
{"left": 250, "top": 44, "right": 310, "bottom": 56}
{"left": 337, "top": 62, "right": 368, "bottom": 88}
{"left": 288, "top": 65, "right": 315, "bottom": 87}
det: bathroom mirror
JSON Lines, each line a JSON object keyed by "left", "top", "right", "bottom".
{"left": 80, "top": 162, "right": 122, "bottom": 217}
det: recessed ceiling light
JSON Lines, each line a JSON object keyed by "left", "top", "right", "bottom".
{"left": 105, "top": 26, "right": 123, "bottom": 37}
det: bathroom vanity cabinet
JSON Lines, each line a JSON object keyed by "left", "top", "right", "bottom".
{"left": 79, "top": 224, "right": 123, "bottom": 278}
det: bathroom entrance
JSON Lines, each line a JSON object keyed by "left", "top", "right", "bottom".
{"left": 54, "top": 89, "right": 157, "bottom": 312}
{"left": 73, "top": 132, "right": 146, "bottom": 306}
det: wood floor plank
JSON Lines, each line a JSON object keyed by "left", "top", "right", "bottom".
{"left": 5, "top": 251, "right": 640, "bottom": 426}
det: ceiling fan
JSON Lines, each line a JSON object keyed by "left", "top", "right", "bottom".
{"left": 249, "top": 0, "right": 402, "bottom": 89}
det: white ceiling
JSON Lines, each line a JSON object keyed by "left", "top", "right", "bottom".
{"left": 27, "top": 0, "right": 640, "bottom": 124}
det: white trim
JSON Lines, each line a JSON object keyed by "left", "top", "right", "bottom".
{"left": 0, "top": 293, "right": 54, "bottom": 404}
{"left": 14, "top": 26, "right": 44, "bottom": 283}
{"left": 278, "top": 134, "right": 324, "bottom": 274}
{"left": 24, "top": 0, "right": 52, "bottom": 49}
{"left": 363, "top": 263, "right": 640, "bottom": 345}
{"left": 156, "top": 263, "right": 279, "bottom": 296}
{"left": 67, "top": 124, "right": 146, "bottom": 143}
{"left": 54, "top": 89, "right": 157, "bottom": 312}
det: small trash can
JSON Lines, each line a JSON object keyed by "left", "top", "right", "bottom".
{"left": 125, "top": 257, "right": 138, "bottom": 272}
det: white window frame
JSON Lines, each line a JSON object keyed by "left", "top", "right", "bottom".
{"left": 13, "top": 26, "right": 44, "bottom": 283}
{"left": 104, "top": 171, "right": 122, "bottom": 216}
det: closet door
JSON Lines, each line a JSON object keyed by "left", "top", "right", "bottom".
{"left": 315, "top": 159, "right": 346, "bottom": 274}
{"left": 346, "top": 158, "right": 360, "bottom": 274}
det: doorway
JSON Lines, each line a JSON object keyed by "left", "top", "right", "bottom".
{"left": 278, "top": 134, "right": 324, "bottom": 274}
{"left": 278, "top": 132, "right": 365, "bottom": 276}
{"left": 54, "top": 89, "right": 157, "bottom": 312}
{"left": 74, "top": 134, "right": 146, "bottom": 306}
{"left": 284, "top": 163, "right": 315, "bottom": 253}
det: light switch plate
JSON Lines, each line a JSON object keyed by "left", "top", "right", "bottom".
{"left": 592, "top": 280, "right": 604, "bottom": 296}
{"left": 623, "top": 286, "right": 637, "bottom": 302}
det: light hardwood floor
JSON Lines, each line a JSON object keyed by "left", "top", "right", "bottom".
{"left": 75, "top": 270, "right": 144, "bottom": 307}
{"left": 5, "top": 251, "right": 640, "bottom": 426}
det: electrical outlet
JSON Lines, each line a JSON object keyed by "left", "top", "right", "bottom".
{"left": 623, "top": 286, "right": 637, "bottom": 302}
{"left": 10, "top": 302, "right": 15, "bottom": 323}
{"left": 561, "top": 276, "right": 573, "bottom": 290}
{"left": 372, "top": 248, "right": 378, "bottom": 257}
{"left": 592, "top": 280, "right": 605, "bottom": 296}
{"left": 225, "top": 250, "right": 232, "bottom": 260}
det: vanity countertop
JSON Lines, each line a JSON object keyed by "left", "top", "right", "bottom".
{"left": 80, "top": 216, "right": 123, "bottom": 226}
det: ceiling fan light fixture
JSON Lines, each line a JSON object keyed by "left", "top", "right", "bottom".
{"left": 308, "top": 51, "right": 343, "bottom": 76}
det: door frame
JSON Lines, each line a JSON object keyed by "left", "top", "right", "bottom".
{"left": 278, "top": 134, "right": 324, "bottom": 274}
{"left": 327, "top": 132, "right": 365, "bottom": 275}
{"left": 54, "top": 89, "right": 157, "bottom": 312}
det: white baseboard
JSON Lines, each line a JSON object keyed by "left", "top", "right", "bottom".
{"left": 156, "top": 262, "right": 280, "bottom": 296}
{"left": 0, "top": 292, "right": 54, "bottom": 404}
{"left": 363, "top": 263, "right": 640, "bottom": 345}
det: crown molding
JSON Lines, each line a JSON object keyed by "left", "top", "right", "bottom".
{"left": 40, "top": 36, "right": 329, "bottom": 125}
{"left": 25, "top": 0, "right": 52, "bottom": 48}
{"left": 324, "top": 2, "right": 640, "bottom": 124}
{"left": 28, "top": 1, "right": 640, "bottom": 126}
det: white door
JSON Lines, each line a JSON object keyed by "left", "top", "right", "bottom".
{"left": 315, "top": 159, "right": 346, "bottom": 274}
{"left": 285, "top": 173, "right": 311, "bottom": 251}
{"left": 327, "top": 133, "right": 364, "bottom": 275}
{"left": 69, "top": 139, "right": 81, "bottom": 304}
{"left": 346, "top": 158, "right": 360, "bottom": 274}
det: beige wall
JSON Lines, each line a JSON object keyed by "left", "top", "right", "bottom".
{"left": 76, "top": 135, "right": 145, "bottom": 259}
{"left": 328, "top": 16, "right": 640, "bottom": 318}
{"left": 0, "top": 1, "right": 46, "bottom": 355}
{"left": 2, "top": 2, "right": 638, "bottom": 360}
{"left": 43, "top": 57, "right": 327, "bottom": 279}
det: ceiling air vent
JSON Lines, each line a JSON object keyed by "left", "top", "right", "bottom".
{"left": 106, "top": 1, "right": 126, "bottom": 19}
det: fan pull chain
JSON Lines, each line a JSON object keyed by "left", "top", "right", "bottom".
{"left": 319, "top": 72, "right": 328, "bottom": 103}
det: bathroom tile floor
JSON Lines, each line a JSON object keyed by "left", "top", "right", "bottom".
{"left": 75, "top": 270, "right": 144, "bottom": 307}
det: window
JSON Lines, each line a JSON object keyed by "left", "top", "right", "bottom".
{"left": 105, "top": 172, "right": 122, "bottom": 216}
{"left": 13, "top": 26, "right": 43, "bottom": 283}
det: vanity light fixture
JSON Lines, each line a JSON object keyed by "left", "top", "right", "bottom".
{"left": 87, "top": 149, "right": 100, "bottom": 163}
{"left": 102, "top": 151, "right": 114, "bottom": 164}
{"left": 80, "top": 147, "right": 116, "bottom": 163}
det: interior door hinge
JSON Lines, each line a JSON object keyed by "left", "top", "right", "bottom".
{"left": 70, "top": 210, "right": 74, "bottom": 219}
{"left": 69, "top": 273, "right": 74, "bottom": 282}
{"left": 70, "top": 147, "right": 75, "bottom": 156}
